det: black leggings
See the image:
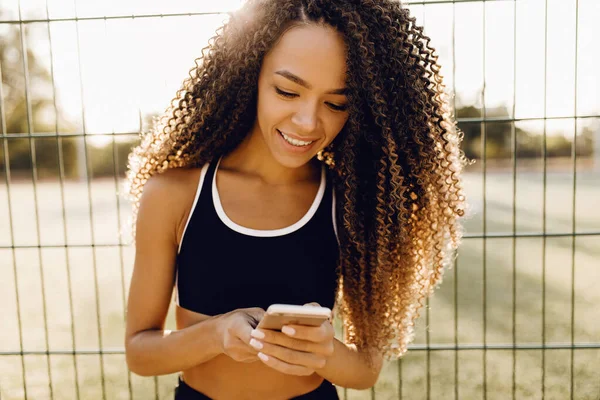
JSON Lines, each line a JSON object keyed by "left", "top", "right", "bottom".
{"left": 174, "top": 376, "right": 340, "bottom": 400}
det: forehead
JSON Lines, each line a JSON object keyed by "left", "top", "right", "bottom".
{"left": 262, "top": 24, "right": 348, "bottom": 88}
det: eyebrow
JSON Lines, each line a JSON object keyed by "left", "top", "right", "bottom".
{"left": 274, "top": 70, "right": 348, "bottom": 95}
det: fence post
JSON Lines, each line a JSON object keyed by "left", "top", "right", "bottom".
{"left": 594, "top": 119, "right": 600, "bottom": 172}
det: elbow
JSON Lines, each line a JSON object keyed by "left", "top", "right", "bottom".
{"left": 351, "top": 359, "right": 382, "bottom": 390}
{"left": 337, "top": 368, "right": 379, "bottom": 390}
{"left": 351, "top": 376, "right": 379, "bottom": 391}
{"left": 126, "top": 357, "right": 153, "bottom": 377}
{"left": 355, "top": 350, "right": 383, "bottom": 390}
{"left": 125, "top": 336, "right": 153, "bottom": 377}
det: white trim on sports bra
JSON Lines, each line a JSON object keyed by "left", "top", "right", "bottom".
{"left": 212, "top": 156, "right": 326, "bottom": 237}
{"left": 332, "top": 188, "right": 339, "bottom": 245}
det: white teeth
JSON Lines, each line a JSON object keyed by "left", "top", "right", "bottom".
{"left": 279, "top": 130, "right": 314, "bottom": 147}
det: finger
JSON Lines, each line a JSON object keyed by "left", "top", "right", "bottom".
{"left": 235, "top": 342, "right": 261, "bottom": 360}
{"left": 237, "top": 324, "right": 255, "bottom": 344}
{"left": 252, "top": 340, "right": 327, "bottom": 370}
{"left": 228, "top": 342, "right": 260, "bottom": 363}
{"left": 256, "top": 351, "right": 316, "bottom": 376}
{"left": 232, "top": 347, "right": 260, "bottom": 362}
{"left": 281, "top": 321, "right": 335, "bottom": 344}
{"left": 252, "top": 328, "right": 319, "bottom": 353}
{"left": 251, "top": 328, "right": 333, "bottom": 356}
{"left": 237, "top": 329, "right": 261, "bottom": 354}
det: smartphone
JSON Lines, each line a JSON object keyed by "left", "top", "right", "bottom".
{"left": 256, "top": 304, "right": 332, "bottom": 331}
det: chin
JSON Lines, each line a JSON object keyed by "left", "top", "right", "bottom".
{"left": 272, "top": 153, "right": 315, "bottom": 169}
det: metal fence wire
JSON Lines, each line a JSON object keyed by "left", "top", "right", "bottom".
{"left": 1, "top": 0, "right": 599, "bottom": 399}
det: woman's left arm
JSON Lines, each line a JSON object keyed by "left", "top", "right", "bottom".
{"left": 249, "top": 321, "right": 383, "bottom": 390}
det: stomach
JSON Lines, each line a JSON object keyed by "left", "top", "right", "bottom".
{"left": 176, "top": 306, "right": 325, "bottom": 400}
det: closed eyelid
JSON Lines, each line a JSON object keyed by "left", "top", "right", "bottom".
{"left": 274, "top": 86, "right": 347, "bottom": 111}
{"left": 326, "top": 102, "right": 348, "bottom": 112}
{"left": 275, "top": 86, "right": 297, "bottom": 96}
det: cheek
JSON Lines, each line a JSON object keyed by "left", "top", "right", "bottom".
{"left": 257, "top": 93, "right": 290, "bottom": 125}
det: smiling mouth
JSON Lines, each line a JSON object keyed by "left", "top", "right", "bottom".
{"left": 277, "top": 129, "right": 317, "bottom": 147}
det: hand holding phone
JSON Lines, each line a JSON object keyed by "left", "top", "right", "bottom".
{"left": 250, "top": 303, "right": 336, "bottom": 376}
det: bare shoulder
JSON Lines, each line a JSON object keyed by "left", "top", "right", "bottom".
{"left": 141, "top": 166, "right": 203, "bottom": 236}
{"left": 143, "top": 166, "right": 201, "bottom": 197}
{"left": 142, "top": 167, "right": 201, "bottom": 206}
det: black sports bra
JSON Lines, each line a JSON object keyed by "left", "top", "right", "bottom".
{"left": 175, "top": 158, "right": 339, "bottom": 315}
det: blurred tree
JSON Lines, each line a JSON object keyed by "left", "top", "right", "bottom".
{"left": 455, "top": 102, "right": 593, "bottom": 161}
{"left": 0, "top": 12, "right": 79, "bottom": 179}
{"left": 0, "top": 9, "right": 593, "bottom": 180}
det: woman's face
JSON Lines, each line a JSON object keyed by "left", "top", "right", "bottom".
{"left": 254, "top": 23, "right": 349, "bottom": 169}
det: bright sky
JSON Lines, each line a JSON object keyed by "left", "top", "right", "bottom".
{"left": 4, "top": 0, "right": 599, "bottom": 144}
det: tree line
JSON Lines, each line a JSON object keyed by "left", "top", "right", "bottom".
{"left": 1, "top": 20, "right": 594, "bottom": 180}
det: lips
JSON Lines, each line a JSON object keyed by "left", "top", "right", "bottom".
{"left": 275, "top": 129, "right": 319, "bottom": 153}
{"left": 277, "top": 129, "right": 319, "bottom": 143}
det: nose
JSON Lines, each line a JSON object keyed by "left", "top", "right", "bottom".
{"left": 291, "top": 102, "right": 318, "bottom": 134}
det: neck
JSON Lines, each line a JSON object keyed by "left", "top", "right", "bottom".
{"left": 220, "top": 123, "right": 320, "bottom": 185}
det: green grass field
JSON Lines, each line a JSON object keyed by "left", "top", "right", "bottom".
{"left": 1, "top": 167, "right": 599, "bottom": 399}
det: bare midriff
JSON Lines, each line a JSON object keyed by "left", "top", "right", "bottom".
{"left": 176, "top": 306, "right": 325, "bottom": 400}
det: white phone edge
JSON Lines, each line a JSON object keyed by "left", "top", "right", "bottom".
{"left": 265, "top": 304, "right": 332, "bottom": 318}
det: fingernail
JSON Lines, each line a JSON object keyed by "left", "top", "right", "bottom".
{"left": 251, "top": 329, "right": 265, "bottom": 339}
{"left": 249, "top": 338, "right": 263, "bottom": 350}
{"left": 258, "top": 352, "right": 269, "bottom": 362}
{"left": 282, "top": 326, "right": 295, "bottom": 336}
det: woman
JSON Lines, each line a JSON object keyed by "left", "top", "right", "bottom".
{"left": 124, "top": 0, "right": 466, "bottom": 399}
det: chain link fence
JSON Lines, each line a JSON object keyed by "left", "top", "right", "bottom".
{"left": 1, "top": 0, "right": 599, "bottom": 399}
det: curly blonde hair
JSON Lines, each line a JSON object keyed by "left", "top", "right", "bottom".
{"left": 126, "top": 0, "right": 466, "bottom": 362}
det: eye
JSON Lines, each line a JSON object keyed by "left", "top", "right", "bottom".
{"left": 326, "top": 102, "right": 348, "bottom": 112}
{"left": 275, "top": 87, "right": 298, "bottom": 98}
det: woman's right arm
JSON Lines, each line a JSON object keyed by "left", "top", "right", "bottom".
{"left": 125, "top": 170, "right": 265, "bottom": 376}
{"left": 124, "top": 170, "right": 227, "bottom": 376}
